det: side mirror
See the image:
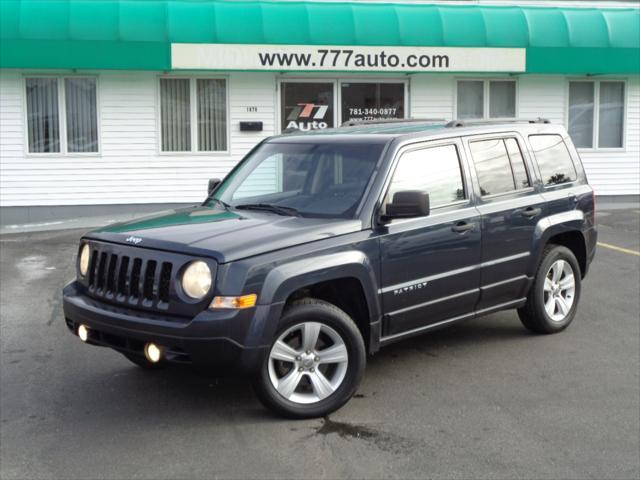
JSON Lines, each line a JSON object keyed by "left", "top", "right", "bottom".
{"left": 382, "top": 191, "right": 430, "bottom": 222}
{"left": 208, "top": 178, "right": 221, "bottom": 196}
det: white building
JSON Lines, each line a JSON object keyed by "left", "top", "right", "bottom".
{"left": 1, "top": 0, "right": 638, "bottom": 224}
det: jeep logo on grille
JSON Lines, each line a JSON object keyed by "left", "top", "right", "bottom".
{"left": 125, "top": 236, "right": 142, "bottom": 244}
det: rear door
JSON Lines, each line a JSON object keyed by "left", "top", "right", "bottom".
{"left": 379, "top": 139, "right": 482, "bottom": 338}
{"left": 464, "top": 133, "right": 545, "bottom": 311}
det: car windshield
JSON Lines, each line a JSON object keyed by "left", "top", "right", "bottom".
{"left": 208, "top": 141, "right": 385, "bottom": 218}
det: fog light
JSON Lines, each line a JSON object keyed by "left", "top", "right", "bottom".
{"left": 78, "top": 324, "right": 89, "bottom": 342}
{"left": 144, "top": 343, "right": 162, "bottom": 363}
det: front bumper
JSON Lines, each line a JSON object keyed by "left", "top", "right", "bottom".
{"left": 63, "top": 281, "right": 278, "bottom": 373}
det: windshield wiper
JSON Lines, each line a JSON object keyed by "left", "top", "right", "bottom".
{"left": 234, "top": 203, "right": 300, "bottom": 217}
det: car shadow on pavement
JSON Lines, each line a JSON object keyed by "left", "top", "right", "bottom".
{"left": 60, "top": 312, "right": 530, "bottom": 425}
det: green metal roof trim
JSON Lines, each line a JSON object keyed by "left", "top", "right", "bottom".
{"left": 1, "top": 0, "right": 638, "bottom": 74}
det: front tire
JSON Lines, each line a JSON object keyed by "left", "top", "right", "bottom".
{"left": 518, "top": 244, "right": 582, "bottom": 334}
{"left": 253, "top": 298, "right": 366, "bottom": 419}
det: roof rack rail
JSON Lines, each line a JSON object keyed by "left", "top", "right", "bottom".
{"left": 340, "top": 118, "right": 446, "bottom": 127}
{"left": 445, "top": 118, "right": 551, "bottom": 128}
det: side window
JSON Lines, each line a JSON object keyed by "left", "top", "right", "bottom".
{"left": 504, "top": 138, "right": 530, "bottom": 190}
{"left": 529, "top": 135, "right": 578, "bottom": 186}
{"left": 386, "top": 144, "right": 466, "bottom": 210}
{"left": 469, "top": 138, "right": 531, "bottom": 196}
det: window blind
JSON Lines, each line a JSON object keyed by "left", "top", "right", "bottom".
{"left": 160, "top": 78, "right": 191, "bottom": 152}
{"left": 26, "top": 78, "right": 60, "bottom": 153}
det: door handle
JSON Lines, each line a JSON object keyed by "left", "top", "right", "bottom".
{"left": 451, "top": 221, "right": 475, "bottom": 233}
{"left": 522, "top": 207, "right": 542, "bottom": 218}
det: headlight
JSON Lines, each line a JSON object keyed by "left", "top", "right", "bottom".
{"left": 79, "top": 244, "right": 90, "bottom": 277}
{"left": 181, "top": 261, "right": 212, "bottom": 299}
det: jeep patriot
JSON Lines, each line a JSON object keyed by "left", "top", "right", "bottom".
{"left": 63, "top": 119, "right": 597, "bottom": 418}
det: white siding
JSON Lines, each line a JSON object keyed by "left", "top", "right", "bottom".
{"left": 411, "top": 74, "right": 640, "bottom": 197}
{"left": 0, "top": 70, "right": 638, "bottom": 208}
{"left": 0, "top": 71, "right": 276, "bottom": 206}
{"left": 410, "top": 75, "right": 454, "bottom": 120}
{"left": 578, "top": 77, "right": 640, "bottom": 196}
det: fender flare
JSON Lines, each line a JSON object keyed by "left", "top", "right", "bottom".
{"left": 258, "top": 251, "right": 382, "bottom": 348}
{"left": 529, "top": 210, "right": 587, "bottom": 277}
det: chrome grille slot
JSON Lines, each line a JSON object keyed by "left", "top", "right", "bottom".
{"left": 81, "top": 240, "right": 213, "bottom": 318}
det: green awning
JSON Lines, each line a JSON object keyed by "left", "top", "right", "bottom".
{"left": 1, "top": 0, "right": 638, "bottom": 74}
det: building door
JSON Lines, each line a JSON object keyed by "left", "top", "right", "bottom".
{"left": 340, "top": 81, "right": 407, "bottom": 124}
{"left": 279, "top": 79, "right": 408, "bottom": 132}
{"left": 280, "top": 81, "right": 336, "bottom": 132}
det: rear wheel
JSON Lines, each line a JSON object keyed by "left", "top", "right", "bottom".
{"left": 518, "top": 245, "right": 581, "bottom": 334}
{"left": 253, "top": 298, "right": 366, "bottom": 419}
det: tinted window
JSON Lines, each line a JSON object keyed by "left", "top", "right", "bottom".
{"left": 529, "top": 135, "right": 578, "bottom": 186}
{"left": 386, "top": 144, "right": 466, "bottom": 209}
{"left": 470, "top": 138, "right": 531, "bottom": 196}
{"left": 214, "top": 142, "right": 383, "bottom": 218}
{"left": 470, "top": 139, "right": 514, "bottom": 196}
{"left": 505, "top": 138, "right": 530, "bottom": 190}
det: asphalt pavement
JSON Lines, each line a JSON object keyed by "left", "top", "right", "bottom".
{"left": 1, "top": 209, "right": 639, "bottom": 479}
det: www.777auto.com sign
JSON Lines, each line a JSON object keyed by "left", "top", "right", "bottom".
{"left": 172, "top": 44, "right": 526, "bottom": 72}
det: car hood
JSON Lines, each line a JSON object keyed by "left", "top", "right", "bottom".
{"left": 85, "top": 205, "right": 363, "bottom": 263}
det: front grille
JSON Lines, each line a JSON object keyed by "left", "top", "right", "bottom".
{"left": 87, "top": 248, "right": 172, "bottom": 310}
{"left": 82, "top": 240, "right": 215, "bottom": 317}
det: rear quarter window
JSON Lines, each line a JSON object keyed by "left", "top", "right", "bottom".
{"left": 529, "top": 134, "right": 578, "bottom": 186}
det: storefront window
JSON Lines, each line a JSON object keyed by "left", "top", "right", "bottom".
{"left": 65, "top": 78, "right": 98, "bottom": 153}
{"left": 568, "top": 80, "right": 625, "bottom": 149}
{"left": 281, "top": 82, "right": 334, "bottom": 131}
{"left": 568, "top": 82, "right": 594, "bottom": 148}
{"left": 457, "top": 80, "right": 484, "bottom": 119}
{"left": 341, "top": 82, "right": 405, "bottom": 123}
{"left": 25, "top": 76, "right": 98, "bottom": 154}
{"left": 457, "top": 80, "right": 516, "bottom": 120}
{"left": 160, "top": 77, "right": 227, "bottom": 153}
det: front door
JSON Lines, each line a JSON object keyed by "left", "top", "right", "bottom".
{"left": 379, "top": 140, "right": 482, "bottom": 338}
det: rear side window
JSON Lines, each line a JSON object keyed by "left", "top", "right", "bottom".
{"left": 387, "top": 144, "right": 466, "bottom": 209}
{"left": 529, "top": 135, "right": 578, "bottom": 186}
{"left": 469, "top": 138, "right": 531, "bottom": 196}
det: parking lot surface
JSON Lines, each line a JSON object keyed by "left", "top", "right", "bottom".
{"left": 1, "top": 209, "right": 639, "bottom": 480}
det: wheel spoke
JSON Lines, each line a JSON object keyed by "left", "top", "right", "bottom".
{"left": 317, "top": 343, "right": 348, "bottom": 364}
{"left": 301, "top": 322, "right": 321, "bottom": 352}
{"left": 559, "top": 274, "right": 574, "bottom": 291}
{"left": 551, "top": 261, "right": 564, "bottom": 283}
{"left": 545, "top": 295, "right": 556, "bottom": 316}
{"left": 308, "top": 369, "right": 335, "bottom": 400}
{"left": 556, "top": 296, "right": 569, "bottom": 316}
{"left": 544, "top": 277, "right": 554, "bottom": 292}
{"left": 277, "top": 368, "right": 303, "bottom": 399}
{"left": 270, "top": 340, "right": 299, "bottom": 363}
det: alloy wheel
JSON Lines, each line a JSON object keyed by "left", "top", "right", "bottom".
{"left": 543, "top": 259, "right": 576, "bottom": 322}
{"left": 268, "top": 322, "right": 349, "bottom": 404}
